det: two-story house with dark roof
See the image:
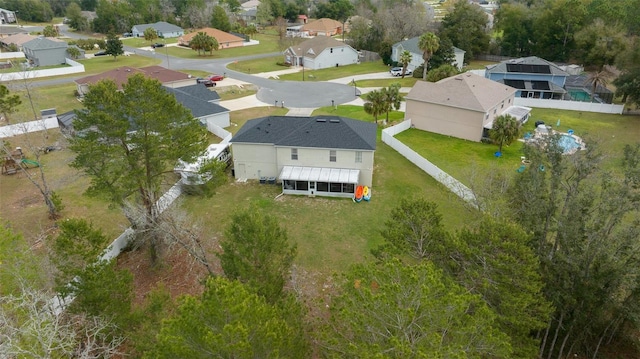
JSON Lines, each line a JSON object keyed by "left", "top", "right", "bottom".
{"left": 231, "top": 116, "right": 377, "bottom": 197}
{"left": 485, "top": 56, "right": 569, "bottom": 100}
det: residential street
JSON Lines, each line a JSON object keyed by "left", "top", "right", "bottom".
{"left": 32, "top": 25, "right": 366, "bottom": 108}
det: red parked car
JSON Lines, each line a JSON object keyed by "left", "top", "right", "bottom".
{"left": 209, "top": 74, "right": 224, "bottom": 81}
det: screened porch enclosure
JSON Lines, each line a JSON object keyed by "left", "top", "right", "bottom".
{"left": 280, "top": 166, "right": 360, "bottom": 198}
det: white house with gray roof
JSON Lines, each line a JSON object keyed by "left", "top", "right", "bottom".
{"left": 164, "top": 84, "right": 230, "bottom": 131}
{"left": 231, "top": 116, "right": 377, "bottom": 197}
{"left": 405, "top": 72, "right": 531, "bottom": 142}
{"left": 22, "top": 37, "right": 69, "bottom": 66}
{"left": 284, "top": 36, "right": 359, "bottom": 70}
{"left": 391, "top": 36, "right": 465, "bottom": 71}
{"left": 132, "top": 21, "right": 184, "bottom": 38}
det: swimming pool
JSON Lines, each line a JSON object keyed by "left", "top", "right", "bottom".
{"left": 568, "top": 89, "right": 591, "bottom": 102}
{"left": 558, "top": 134, "right": 581, "bottom": 153}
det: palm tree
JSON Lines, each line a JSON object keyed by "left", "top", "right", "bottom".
{"left": 363, "top": 90, "right": 386, "bottom": 124}
{"left": 489, "top": 114, "right": 521, "bottom": 153}
{"left": 418, "top": 32, "right": 440, "bottom": 80}
{"left": 399, "top": 50, "right": 413, "bottom": 79}
{"left": 382, "top": 83, "right": 403, "bottom": 124}
{"left": 586, "top": 70, "right": 610, "bottom": 102}
{"left": 190, "top": 32, "right": 218, "bottom": 56}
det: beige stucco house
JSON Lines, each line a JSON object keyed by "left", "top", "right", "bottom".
{"left": 405, "top": 73, "right": 530, "bottom": 142}
{"left": 231, "top": 116, "right": 377, "bottom": 198}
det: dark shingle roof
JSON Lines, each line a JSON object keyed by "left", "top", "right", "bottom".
{"left": 231, "top": 116, "right": 377, "bottom": 150}
{"left": 171, "top": 83, "right": 220, "bottom": 102}
{"left": 164, "top": 85, "right": 228, "bottom": 118}
{"left": 57, "top": 110, "right": 76, "bottom": 128}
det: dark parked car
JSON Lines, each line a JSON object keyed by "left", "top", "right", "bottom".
{"left": 123, "top": 32, "right": 133, "bottom": 38}
{"left": 209, "top": 74, "right": 224, "bottom": 81}
{"left": 196, "top": 78, "right": 216, "bottom": 87}
{"left": 151, "top": 43, "right": 165, "bottom": 48}
{"left": 93, "top": 50, "right": 107, "bottom": 56}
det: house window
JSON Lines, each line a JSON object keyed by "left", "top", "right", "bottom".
{"left": 291, "top": 148, "right": 298, "bottom": 160}
{"left": 343, "top": 183, "right": 355, "bottom": 193}
{"left": 355, "top": 151, "right": 362, "bottom": 163}
{"left": 317, "top": 182, "right": 329, "bottom": 192}
{"left": 330, "top": 183, "right": 342, "bottom": 192}
{"left": 330, "top": 150, "right": 336, "bottom": 162}
{"left": 501, "top": 101, "right": 504, "bottom": 109}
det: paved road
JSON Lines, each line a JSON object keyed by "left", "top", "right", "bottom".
{"left": 48, "top": 25, "right": 362, "bottom": 108}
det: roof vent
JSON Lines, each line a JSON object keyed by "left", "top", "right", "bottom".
{"left": 316, "top": 119, "right": 326, "bottom": 122}
{"left": 329, "top": 119, "right": 340, "bottom": 123}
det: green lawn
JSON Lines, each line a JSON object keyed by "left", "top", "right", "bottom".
{"left": 217, "top": 86, "right": 258, "bottom": 101}
{"left": 122, "top": 37, "right": 178, "bottom": 48}
{"left": 179, "top": 139, "right": 477, "bottom": 273}
{"left": 278, "top": 62, "right": 389, "bottom": 81}
{"left": 312, "top": 105, "right": 404, "bottom": 125}
{"left": 159, "top": 34, "right": 282, "bottom": 60}
{"left": 227, "top": 56, "right": 289, "bottom": 74}
{"left": 396, "top": 109, "right": 640, "bottom": 186}
{"left": 354, "top": 77, "right": 418, "bottom": 88}
{"left": 78, "top": 55, "right": 161, "bottom": 74}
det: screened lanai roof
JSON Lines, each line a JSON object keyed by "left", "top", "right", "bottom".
{"left": 279, "top": 166, "right": 359, "bottom": 183}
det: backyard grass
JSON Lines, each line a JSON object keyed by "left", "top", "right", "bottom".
{"left": 226, "top": 56, "right": 288, "bottom": 74}
{"left": 179, "top": 140, "right": 476, "bottom": 273}
{"left": 122, "top": 37, "right": 178, "bottom": 48}
{"left": 278, "top": 62, "right": 389, "bottom": 81}
{"left": 229, "top": 107, "right": 289, "bottom": 134}
{"left": 4, "top": 83, "right": 81, "bottom": 122}
{"left": 396, "top": 109, "right": 640, "bottom": 186}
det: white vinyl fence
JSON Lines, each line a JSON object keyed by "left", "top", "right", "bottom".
{"left": 0, "top": 52, "right": 25, "bottom": 59}
{"left": 209, "top": 123, "right": 232, "bottom": 143}
{"left": 0, "top": 57, "right": 85, "bottom": 82}
{"left": 382, "top": 120, "right": 476, "bottom": 205}
{"left": 0, "top": 117, "right": 59, "bottom": 138}
{"left": 514, "top": 97, "right": 624, "bottom": 114}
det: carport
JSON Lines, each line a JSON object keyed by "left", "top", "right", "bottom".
{"left": 280, "top": 166, "right": 359, "bottom": 198}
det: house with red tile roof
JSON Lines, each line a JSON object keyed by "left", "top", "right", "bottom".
{"left": 74, "top": 66, "right": 194, "bottom": 96}
{"left": 301, "top": 18, "right": 343, "bottom": 36}
{"left": 178, "top": 28, "right": 245, "bottom": 49}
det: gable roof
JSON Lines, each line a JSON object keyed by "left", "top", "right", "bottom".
{"left": 57, "top": 110, "right": 76, "bottom": 128}
{"left": 287, "top": 36, "right": 354, "bottom": 58}
{"left": 75, "top": 66, "right": 190, "bottom": 88}
{"left": 231, "top": 116, "right": 377, "bottom": 151}
{"left": 393, "top": 36, "right": 465, "bottom": 57}
{"left": 22, "top": 37, "right": 68, "bottom": 51}
{"left": 406, "top": 73, "right": 516, "bottom": 112}
{"left": 302, "top": 18, "right": 343, "bottom": 33}
{"left": 169, "top": 83, "right": 220, "bottom": 102}
{"left": 133, "top": 21, "right": 183, "bottom": 33}
{"left": 181, "top": 28, "right": 244, "bottom": 44}
{"left": 1, "top": 33, "right": 36, "bottom": 46}
{"left": 486, "top": 56, "right": 569, "bottom": 76}
{"left": 164, "top": 85, "right": 229, "bottom": 118}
